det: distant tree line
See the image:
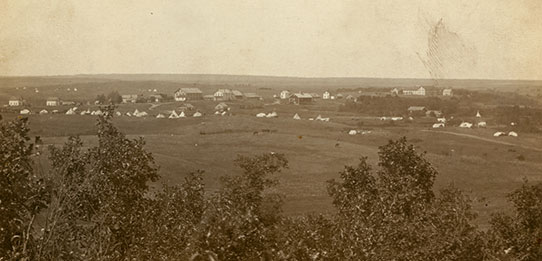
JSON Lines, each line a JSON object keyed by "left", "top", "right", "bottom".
{"left": 1, "top": 107, "right": 541, "bottom": 260}
{"left": 492, "top": 106, "right": 542, "bottom": 133}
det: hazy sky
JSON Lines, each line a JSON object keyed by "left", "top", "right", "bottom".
{"left": 1, "top": 0, "right": 541, "bottom": 79}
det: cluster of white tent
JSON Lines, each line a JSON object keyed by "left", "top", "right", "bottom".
{"left": 65, "top": 107, "right": 78, "bottom": 115}
{"left": 431, "top": 117, "right": 447, "bottom": 128}
{"left": 379, "top": 116, "right": 403, "bottom": 121}
{"left": 458, "top": 121, "right": 487, "bottom": 129}
{"left": 263, "top": 113, "right": 330, "bottom": 122}
{"left": 130, "top": 109, "right": 148, "bottom": 117}
{"left": 18, "top": 106, "right": 209, "bottom": 119}
{"left": 310, "top": 115, "right": 330, "bottom": 122}
{"left": 165, "top": 110, "right": 202, "bottom": 119}
{"left": 348, "top": 130, "right": 372, "bottom": 135}
{"left": 79, "top": 109, "right": 103, "bottom": 116}
{"left": 431, "top": 111, "right": 489, "bottom": 129}
{"left": 256, "top": 112, "right": 278, "bottom": 118}
{"left": 494, "top": 131, "right": 518, "bottom": 137}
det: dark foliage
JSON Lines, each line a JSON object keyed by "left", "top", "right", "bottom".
{"left": 487, "top": 181, "right": 542, "bottom": 260}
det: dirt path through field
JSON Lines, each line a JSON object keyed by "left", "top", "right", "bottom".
{"left": 421, "top": 130, "right": 542, "bottom": 152}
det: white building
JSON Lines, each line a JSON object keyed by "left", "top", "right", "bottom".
{"left": 174, "top": 88, "right": 203, "bottom": 101}
{"left": 280, "top": 90, "right": 291, "bottom": 99}
{"left": 322, "top": 91, "right": 332, "bottom": 100}
{"left": 403, "top": 86, "right": 426, "bottom": 96}
{"left": 46, "top": 97, "right": 60, "bottom": 106}
{"left": 213, "top": 89, "right": 233, "bottom": 101}
{"left": 442, "top": 88, "right": 453, "bottom": 96}
{"left": 8, "top": 97, "right": 23, "bottom": 107}
{"left": 8, "top": 97, "right": 22, "bottom": 106}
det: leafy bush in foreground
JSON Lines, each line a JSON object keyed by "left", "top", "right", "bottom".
{"left": 487, "top": 181, "right": 542, "bottom": 260}
{"left": 278, "top": 138, "right": 485, "bottom": 260}
{"left": 0, "top": 117, "right": 49, "bottom": 259}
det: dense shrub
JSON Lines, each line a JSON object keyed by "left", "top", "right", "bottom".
{"left": 0, "top": 117, "right": 49, "bottom": 259}
{"left": 487, "top": 181, "right": 542, "bottom": 260}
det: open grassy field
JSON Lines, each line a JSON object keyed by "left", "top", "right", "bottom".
{"left": 4, "top": 101, "right": 541, "bottom": 229}
{"left": 2, "top": 75, "right": 541, "bottom": 229}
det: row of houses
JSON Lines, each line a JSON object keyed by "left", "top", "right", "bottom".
{"left": 391, "top": 87, "right": 453, "bottom": 96}
{"left": 279, "top": 90, "right": 355, "bottom": 101}
{"left": 8, "top": 97, "right": 73, "bottom": 107}
{"left": 172, "top": 88, "right": 262, "bottom": 102}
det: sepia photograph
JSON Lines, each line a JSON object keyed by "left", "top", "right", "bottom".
{"left": 1, "top": 1, "right": 541, "bottom": 260}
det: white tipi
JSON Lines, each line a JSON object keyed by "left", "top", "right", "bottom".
{"left": 293, "top": 113, "right": 301, "bottom": 120}
{"left": 169, "top": 111, "right": 179, "bottom": 119}
{"left": 476, "top": 111, "right": 481, "bottom": 118}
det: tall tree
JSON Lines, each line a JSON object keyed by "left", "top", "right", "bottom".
{"left": 107, "top": 91, "right": 123, "bottom": 104}
{"left": 0, "top": 118, "right": 49, "bottom": 260}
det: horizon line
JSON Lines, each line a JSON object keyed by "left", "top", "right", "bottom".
{"left": 0, "top": 73, "right": 541, "bottom": 82}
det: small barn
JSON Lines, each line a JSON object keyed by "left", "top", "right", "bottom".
{"left": 232, "top": 90, "right": 244, "bottom": 100}
{"left": 290, "top": 93, "right": 313, "bottom": 105}
{"left": 46, "top": 97, "right": 60, "bottom": 106}
{"left": 8, "top": 97, "right": 22, "bottom": 107}
{"left": 174, "top": 88, "right": 203, "bottom": 101}
{"left": 213, "top": 89, "right": 234, "bottom": 101}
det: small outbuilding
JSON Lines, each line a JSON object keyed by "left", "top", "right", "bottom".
{"left": 290, "top": 93, "right": 313, "bottom": 105}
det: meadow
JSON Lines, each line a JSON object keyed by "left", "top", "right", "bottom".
{"left": 3, "top": 105, "right": 539, "bottom": 229}
{"left": 2, "top": 75, "right": 541, "bottom": 229}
